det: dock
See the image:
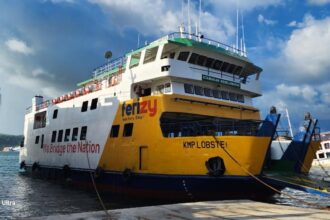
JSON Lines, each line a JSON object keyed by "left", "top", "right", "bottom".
{"left": 30, "top": 200, "right": 330, "bottom": 220}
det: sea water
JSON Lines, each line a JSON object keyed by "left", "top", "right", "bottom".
{"left": 1, "top": 152, "right": 330, "bottom": 219}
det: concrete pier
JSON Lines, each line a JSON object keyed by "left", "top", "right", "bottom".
{"left": 31, "top": 200, "right": 330, "bottom": 220}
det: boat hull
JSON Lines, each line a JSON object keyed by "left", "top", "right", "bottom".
{"left": 22, "top": 164, "right": 277, "bottom": 201}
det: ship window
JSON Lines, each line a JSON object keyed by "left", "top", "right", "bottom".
{"left": 81, "top": 101, "right": 88, "bottom": 112}
{"left": 213, "top": 60, "right": 223, "bottom": 70}
{"left": 197, "top": 55, "right": 207, "bottom": 66}
{"left": 144, "top": 46, "right": 158, "bottom": 64}
{"left": 129, "top": 51, "right": 141, "bottom": 68}
{"left": 220, "top": 62, "right": 229, "bottom": 72}
{"left": 110, "top": 125, "right": 120, "bottom": 138}
{"left": 234, "top": 66, "right": 243, "bottom": 75}
{"left": 157, "top": 85, "right": 165, "bottom": 94}
{"left": 204, "top": 88, "right": 212, "bottom": 97}
{"left": 123, "top": 123, "right": 134, "bottom": 137}
{"left": 205, "top": 58, "right": 214, "bottom": 68}
{"left": 80, "top": 126, "right": 87, "bottom": 140}
{"left": 41, "top": 134, "right": 44, "bottom": 148}
{"left": 188, "top": 53, "right": 198, "bottom": 64}
{"left": 178, "top": 51, "right": 190, "bottom": 61}
{"left": 164, "top": 83, "right": 171, "bottom": 93}
{"left": 184, "top": 84, "right": 194, "bottom": 94}
{"left": 229, "top": 92, "right": 237, "bottom": 101}
{"left": 194, "top": 86, "right": 204, "bottom": 96}
{"left": 64, "top": 129, "right": 70, "bottom": 142}
{"left": 33, "top": 111, "right": 47, "bottom": 129}
{"left": 221, "top": 91, "right": 229, "bottom": 100}
{"left": 91, "top": 98, "right": 98, "bottom": 110}
{"left": 237, "top": 94, "right": 244, "bottom": 103}
{"left": 212, "top": 90, "right": 220, "bottom": 99}
{"left": 324, "top": 143, "right": 330, "bottom": 149}
{"left": 227, "top": 64, "right": 236, "bottom": 74}
{"left": 35, "top": 136, "right": 40, "bottom": 144}
{"left": 72, "top": 127, "right": 79, "bottom": 141}
{"left": 58, "top": 130, "right": 63, "bottom": 142}
{"left": 319, "top": 153, "right": 325, "bottom": 159}
{"left": 169, "top": 52, "right": 175, "bottom": 59}
{"left": 53, "top": 109, "right": 58, "bottom": 119}
{"left": 51, "top": 131, "right": 57, "bottom": 143}
{"left": 160, "top": 112, "right": 262, "bottom": 138}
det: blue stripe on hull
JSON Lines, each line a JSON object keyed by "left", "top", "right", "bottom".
{"left": 22, "top": 165, "right": 279, "bottom": 201}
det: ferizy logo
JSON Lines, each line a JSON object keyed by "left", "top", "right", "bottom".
{"left": 122, "top": 99, "right": 157, "bottom": 117}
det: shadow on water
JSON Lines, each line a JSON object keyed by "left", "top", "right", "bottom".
{"left": 1, "top": 152, "right": 330, "bottom": 219}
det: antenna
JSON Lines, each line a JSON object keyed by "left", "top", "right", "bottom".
{"left": 137, "top": 33, "right": 140, "bottom": 48}
{"left": 286, "top": 108, "right": 294, "bottom": 137}
{"left": 241, "top": 10, "right": 247, "bottom": 56}
{"left": 236, "top": 1, "right": 239, "bottom": 52}
{"left": 188, "top": 0, "right": 191, "bottom": 36}
{"left": 198, "top": 0, "right": 202, "bottom": 35}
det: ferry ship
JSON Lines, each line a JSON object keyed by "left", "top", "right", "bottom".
{"left": 312, "top": 131, "right": 330, "bottom": 168}
{"left": 19, "top": 30, "right": 281, "bottom": 200}
{"left": 267, "top": 113, "right": 320, "bottom": 174}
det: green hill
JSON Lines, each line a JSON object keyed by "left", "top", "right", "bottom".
{"left": 0, "top": 133, "right": 24, "bottom": 150}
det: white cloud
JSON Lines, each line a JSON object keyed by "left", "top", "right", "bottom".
{"left": 283, "top": 15, "right": 330, "bottom": 80}
{"left": 5, "top": 38, "right": 34, "bottom": 55}
{"left": 258, "top": 14, "right": 277, "bottom": 25}
{"left": 287, "top": 20, "right": 297, "bottom": 27}
{"left": 307, "top": 0, "right": 330, "bottom": 5}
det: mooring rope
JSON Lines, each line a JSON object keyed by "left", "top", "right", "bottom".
{"left": 212, "top": 135, "right": 330, "bottom": 211}
{"left": 85, "top": 140, "right": 111, "bottom": 219}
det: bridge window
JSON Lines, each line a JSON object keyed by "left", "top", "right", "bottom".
{"left": 188, "top": 53, "right": 198, "bottom": 64}
{"left": 110, "top": 125, "right": 120, "bottom": 138}
{"left": 164, "top": 83, "right": 171, "bottom": 93}
{"left": 144, "top": 46, "right": 158, "bottom": 64}
{"left": 213, "top": 60, "right": 223, "bottom": 70}
{"left": 220, "top": 62, "right": 230, "bottom": 72}
{"left": 129, "top": 51, "right": 141, "bottom": 68}
{"left": 178, "top": 51, "right": 190, "bottom": 61}
{"left": 197, "top": 55, "right": 207, "bottom": 66}
{"left": 123, "top": 123, "right": 134, "bottom": 137}
{"left": 205, "top": 58, "right": 214, "bottom": 68}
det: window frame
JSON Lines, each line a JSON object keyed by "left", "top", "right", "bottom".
{"left": 81, "top": 101, "right": 88, "bottom": 112}
{"left": 123, "top": 123, "right": 134, "bottom": 137}
{"left": 80, "top": 126, "right": 87, "bottom": 140}
{"left": 110, "top": 125, "right": 120, "bottom": 138}
{"left": 90, "top": 98, "right": 98, "bottom": 110}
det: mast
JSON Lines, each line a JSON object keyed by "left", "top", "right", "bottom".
{"left": 188, "top": 0, "right": 191, "bottom": 36}
{"left": 286, "top": 108, "right": 294, "bottom": 137}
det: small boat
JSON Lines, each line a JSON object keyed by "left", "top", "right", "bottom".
{"left": 312, "top": 132, "right": 330, "bottom": 168}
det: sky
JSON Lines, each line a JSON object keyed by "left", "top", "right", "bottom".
{"left": 0, "top": 0, "right": 330, "bottom": 135}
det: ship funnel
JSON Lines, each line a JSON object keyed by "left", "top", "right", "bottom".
{"left": 32, "top": 95, "right": 43, "bottom": 111}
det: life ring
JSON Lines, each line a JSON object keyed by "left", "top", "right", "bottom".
{"left": 94, "top": 166, "right": 104, "bottom": 179}
{"left": 20, "top": 161, "right": 26, "bottom": 169}
{"left": 32, "top": 162, "right": 40, "bottom": 172}
{"left": 122, "top": 168, "right": 133, "bottom": 183}
{"left": 205, "top": 156, "right": 226, "bottom": 177}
